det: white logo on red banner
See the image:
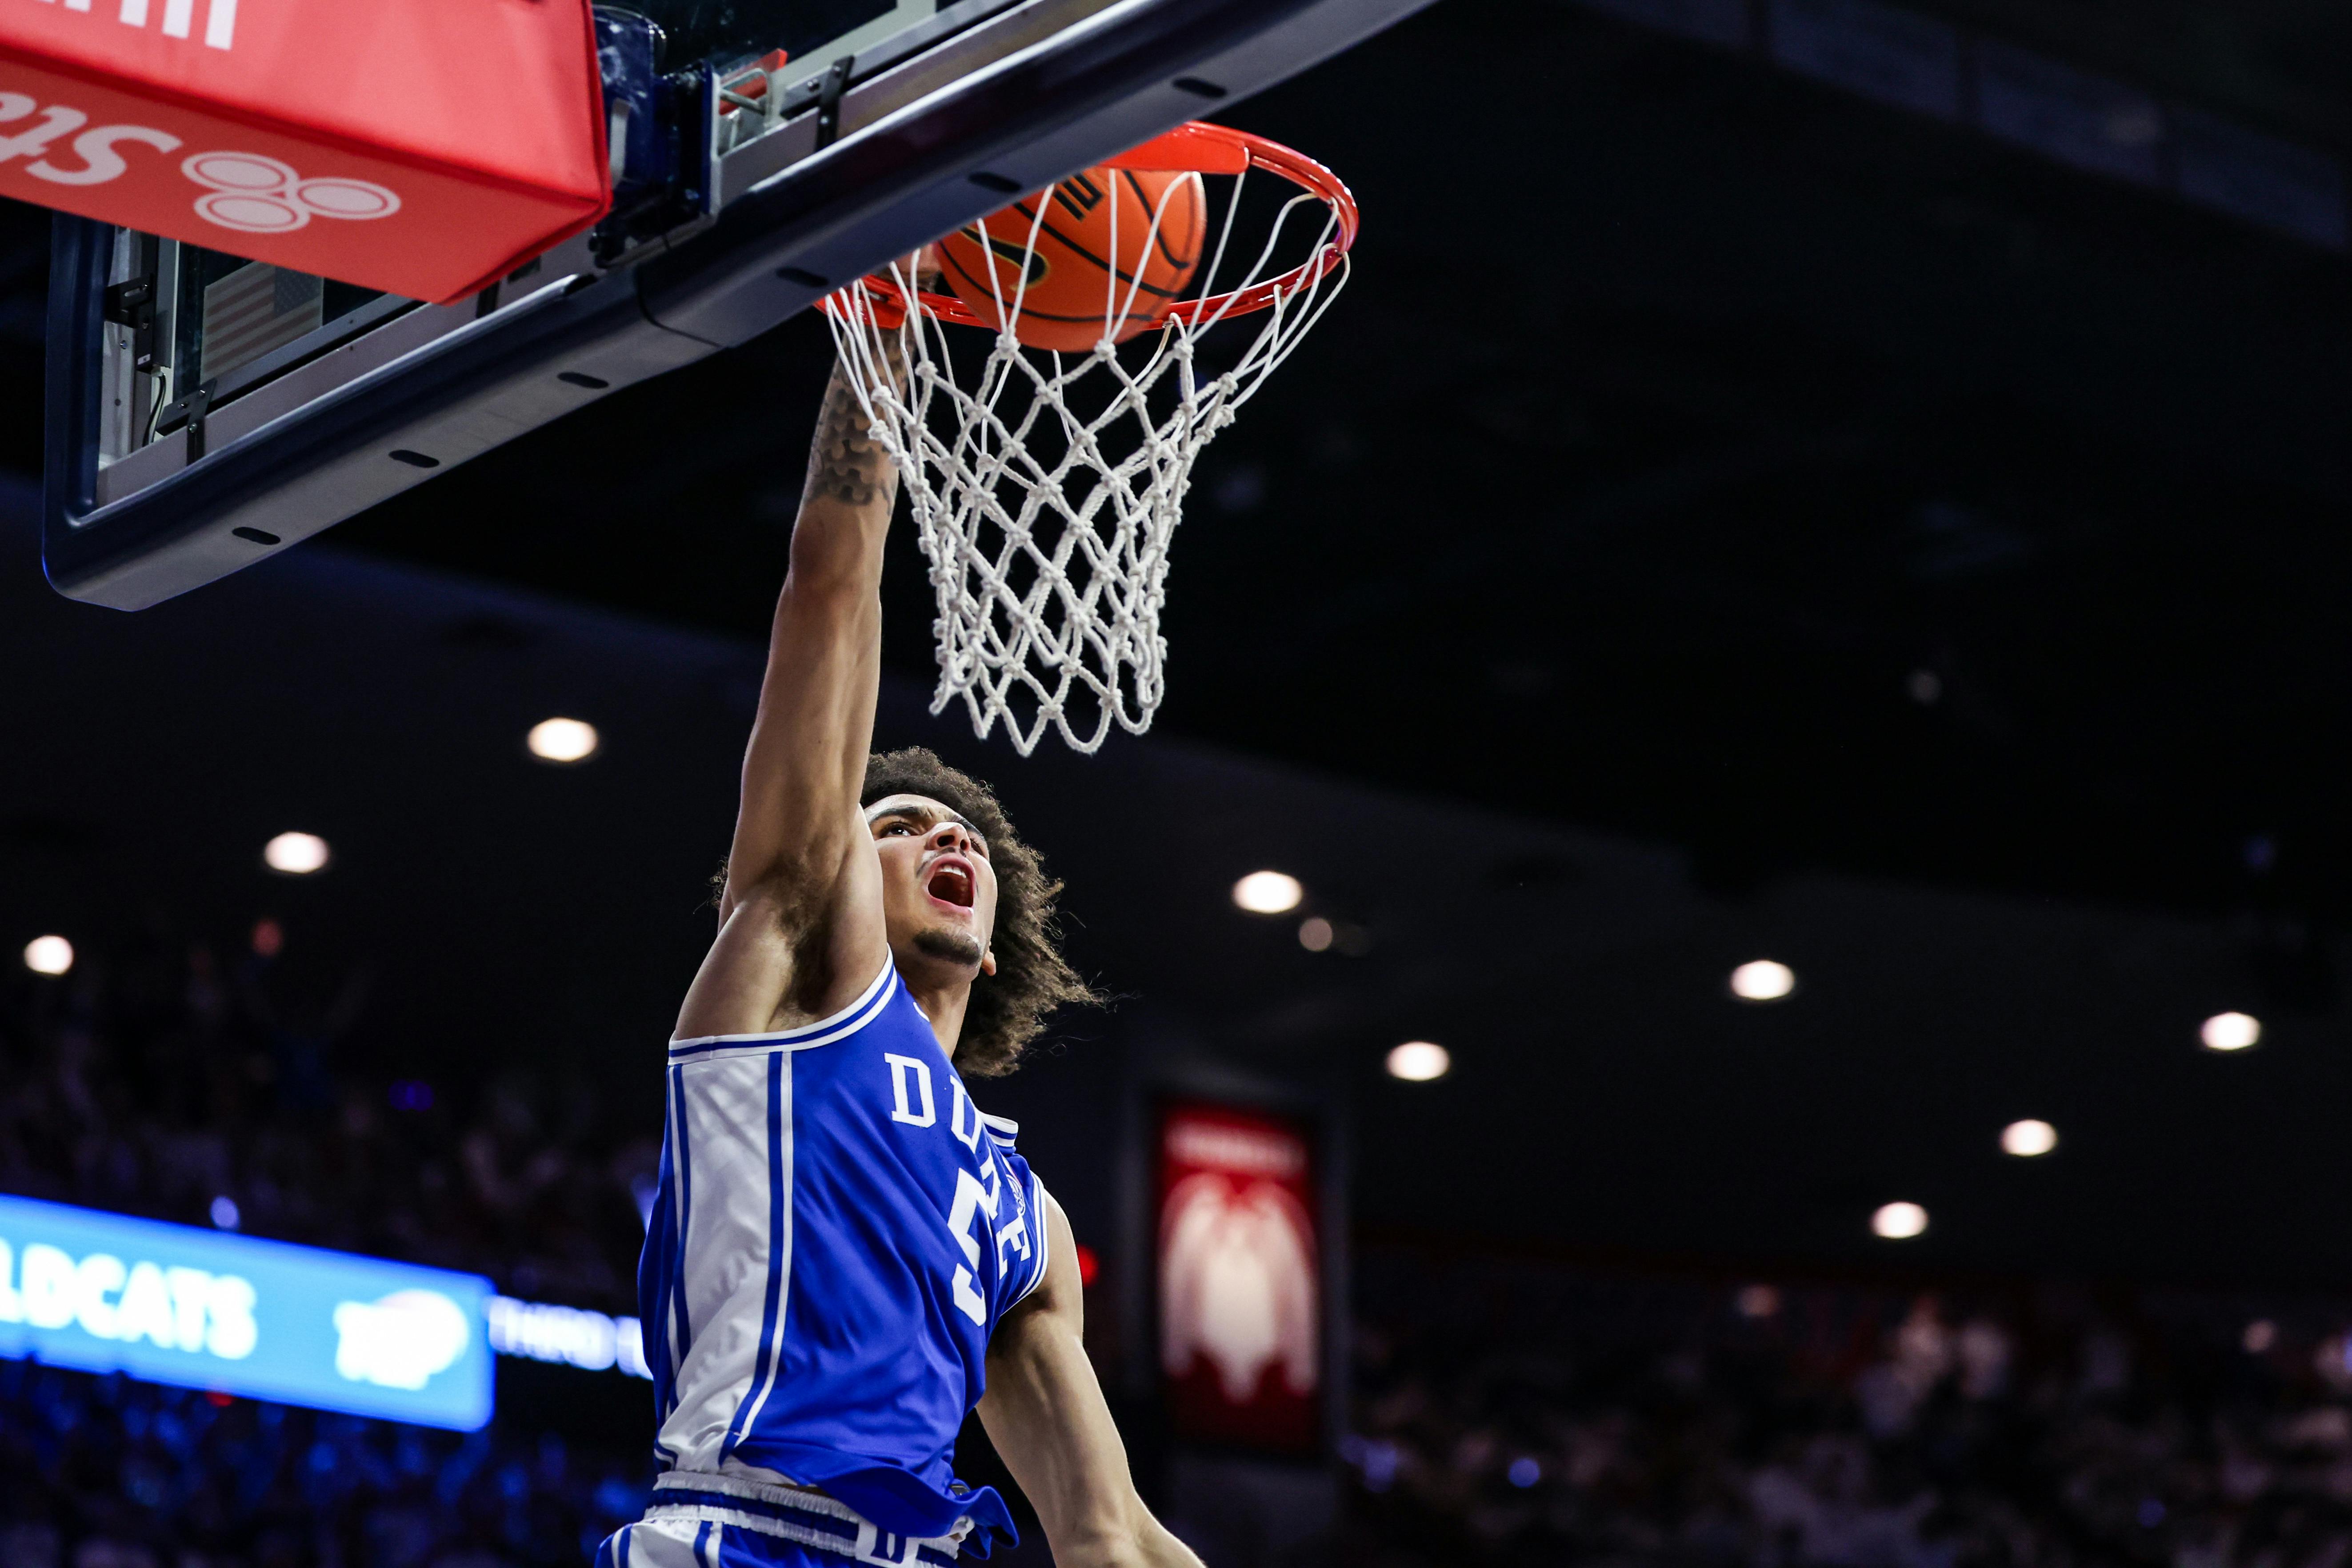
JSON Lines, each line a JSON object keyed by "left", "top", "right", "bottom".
{"left": 35, "top": 0, "right": 240, "bottom": 51}
{"left": 1, "top": 96, "right": 403, "bottom": 240}
{"left": 1160, "top": 1172, "right": 1318, "bottom": 1402}
{"left": 1156, "top": 1103, "right": 1320, "bottom": 1453}
{"left": 0, "top": 92, "right": 180, "bottom": 184}
{"left": 183, "top": 151, "right": 399, "bottom": 234}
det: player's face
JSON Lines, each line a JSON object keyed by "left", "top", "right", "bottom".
{"left": 865, "top": 794, "right": 1000, "bottom": 976}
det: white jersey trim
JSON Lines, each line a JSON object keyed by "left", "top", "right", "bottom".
{"left": 668, "top": 963, "right": 897, "bottom": 1061}
{"left": 655, "top": 1469, "right": 869, "bottom": 1527}
{"left": 644, "top": 1471, "right": 975, "bottom": 1561}
{"left": 1008, "top": 1171, "right": 1051, "bottom": 1309}
{"left": 655, "top": 1048, "right": 797, "bottom": 1472}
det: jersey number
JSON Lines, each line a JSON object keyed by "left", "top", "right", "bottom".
{"left": 886, "top": 1052, "right": 1014, "bottom": 1327}
{"left": 946, "top": 1166, "right": 999, "bottom": 1325}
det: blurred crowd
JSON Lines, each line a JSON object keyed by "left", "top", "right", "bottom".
{"left": 0, "top": 920, "right": 659, "bottom": 1566}
{"left": 0, "top": 918, "right": 654, "bottom": 1310}
{"left": 1344, "top": 1247, "right": 2352, "bottom": 1568}
{"left": 0, "top": 1363, "right": 649, "bottom": 1568}
{"left": 33, "top": 921, "right": 2352, "bottom": 1568}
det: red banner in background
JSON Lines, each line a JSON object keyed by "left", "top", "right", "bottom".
{"left": 1157, "top": 1100, "right": 1320, "bottom": 1455}
{"left": 0, "top": 0, "right": 608, "bottom": 303}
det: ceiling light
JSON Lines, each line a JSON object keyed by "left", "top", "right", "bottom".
{"left": 1729, "top": 960, "right": 1795, "bottom": 1001}
{"left": 1386, "top": 1041, "right": 1451, "bottom": 1082}
{"left": 1298, "top": 916, "right": 1334, "bottom": 952}
{"left": 2244, "top": 1319, "right": 2277, "bottom": 1354}
{"left": 2201, "top": 1012, "right": 2260, "bottom": 1052}
{"left": 1736, "top": 1284, "right": 1781, "bottom": 1319}
{"left": 22, "top": 936, "right": 73, "bottom": 976}
{"left": 528, "top": 717, "right": 600, "bottom": 763}
{"left": 263, "top": 832, "right": 331, "bottom": 875}
{"left": 1871, "top": 1201, "right": 1928, "bottom": 1240}
{"left": 2000, "top": 1119, "right": 2057, "bottom": 1157}
{"left": 1232, "top": 871, "right": 1303, "bottom": 914}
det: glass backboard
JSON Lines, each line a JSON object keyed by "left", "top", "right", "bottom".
{"left": 44, "top": 0, "right": 1431, "bottom": 610}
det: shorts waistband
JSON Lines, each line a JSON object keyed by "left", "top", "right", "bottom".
{"left": 644, "top": 1471, "right": 972, "bottom": 1567}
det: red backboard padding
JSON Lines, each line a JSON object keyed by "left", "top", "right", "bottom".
{"left": 0, "top": 0, "right": 609, "bottom": 304}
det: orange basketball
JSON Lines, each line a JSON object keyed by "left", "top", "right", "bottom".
{"left": 936, "top": 167, "right": 1207, "bottom": 351}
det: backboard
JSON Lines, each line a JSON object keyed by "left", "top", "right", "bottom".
{"left": 42, "top": 0, "right": 1431, "bottom": 611}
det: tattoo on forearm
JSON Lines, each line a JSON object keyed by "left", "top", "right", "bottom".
{"left": 804, "top": 368, "right": 899, "bottom": 510}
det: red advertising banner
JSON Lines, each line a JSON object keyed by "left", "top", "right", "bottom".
{"left": 1157, "top": 1100, "right": 1320, "bottom": 1455}
{"left": 0, "top": 0, "right": 609, "bottom": 303}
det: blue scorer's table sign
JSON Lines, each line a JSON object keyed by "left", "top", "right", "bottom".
{"left": 0, "top": 1194, "right": 494, "bottom": 1430}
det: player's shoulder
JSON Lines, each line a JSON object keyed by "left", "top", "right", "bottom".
{"left": 669, "top": 958, "right": 900, "bottom": 1058}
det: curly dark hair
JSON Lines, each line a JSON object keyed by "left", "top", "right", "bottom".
{"left": 861, "top": 747, "right": 1099, "bottom": 1076}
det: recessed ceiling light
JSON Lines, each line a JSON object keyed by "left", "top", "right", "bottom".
{"left": 22, "top": 936, "right": 73, "bottom": 976}
{"left": 1872, "top": 1201, "right": 1928, "bottom": 1240}
{"left": 2201, "top": 1012, "right": 2260, "bottom": 1052}
{"left": 2000, "top": 1119, "right": 2057, "bottom": 1157}
{"left": 1386, "top": 1041, "right": 1451, "bottom": 1082}
{"left": 263, "top": 832, "right": 331, "bottom": 875}
{"left": 528, "top": 717, "right": 601, "bottom": 763}
{"left": 1232, "top": 871, "right": 1303, "bottom": 914}
{"left": 1729, "top": 960, "right": 1795, "bottom": 1001}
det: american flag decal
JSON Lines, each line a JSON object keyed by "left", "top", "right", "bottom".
{"left": 199, "top": 263, "right": 321, "bottom": 384}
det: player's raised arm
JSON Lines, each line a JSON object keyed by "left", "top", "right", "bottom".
{"left": 676, "top": 353, "right": 901, "bottom": 1039}
{"left": 980, "top": 1198, "right": 1208, "bottom": 1568}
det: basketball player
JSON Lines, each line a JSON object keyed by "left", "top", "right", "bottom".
{"left": 599, "top": 344, "right": 1204, "bottom": 1568}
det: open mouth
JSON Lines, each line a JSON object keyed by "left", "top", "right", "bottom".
{"left": 926, "top": 861, "right": 975, "bottom": 909}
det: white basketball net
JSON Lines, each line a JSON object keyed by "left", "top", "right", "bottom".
{"left": 824, "top": 160, "right": 1349, "bottom": 754}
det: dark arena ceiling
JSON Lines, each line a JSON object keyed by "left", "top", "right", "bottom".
{"left": 0, "top": 0, "right": 2349, "bottom": 922}
{"left": 321, "top": 0, "right": 2352, "bottom": 925}
{"left": 4, "top": 0, "right": 2352, "bottom": 1289}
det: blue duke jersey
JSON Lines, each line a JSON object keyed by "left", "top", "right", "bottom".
{"left": 631, "top": 961, "right": 1050, "bottom": 1560}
